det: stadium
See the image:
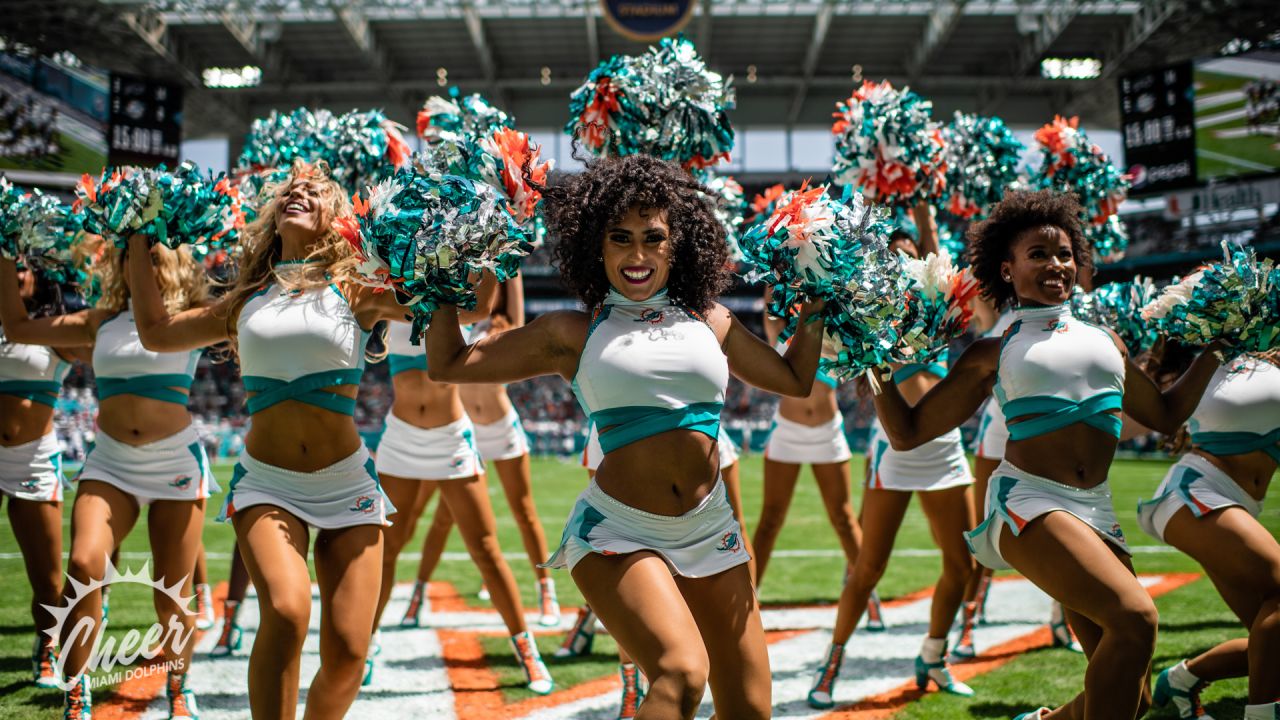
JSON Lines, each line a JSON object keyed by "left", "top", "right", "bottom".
{"left": 0, "top": 1, "right": 1278, "bottom": 719}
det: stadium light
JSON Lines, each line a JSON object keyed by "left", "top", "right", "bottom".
{"left": 202, "top": 65, "right": 263, "bottom": 88}
{"left": 1040, "top": 57, "right": 1103, "bottom": 80}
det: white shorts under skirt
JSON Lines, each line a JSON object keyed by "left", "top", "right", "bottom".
{"left": 375, "top": 413, "right": 483, "bottom": 481}
{"left": 764, "top": 412, "right": 852, "bottom": 465}
{"left": 473, "top": 408, "right": 530, "bottom": 463}
{"left": 78, "top": 426, "right": 216, "bottom": 506}
{"left": 0, "top": 431, "right": 65, "bottom": 502}
{"left": 582, "top": 425, "right": 739, "bottom": 473}
{"left": 544, "top": 478, "right": 748, "bottom": 578}
{"left": 966, "top": 460, "right": 1130, "bottom": 571}
{"left": 1137, "top": 453, "right": 1262, "bottom": 542}
{"left": 974, "top": 400, "right": 1008, "bottom": 460}
{"left": 222, "top": 446, "right": 395, "bottom": 529}
{"left": 866, "top": 420, "right": 973, "bottom": 492}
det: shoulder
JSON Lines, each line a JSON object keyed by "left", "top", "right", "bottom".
{"left": 955, "top": 337, "right": 1002, "bottom": 373}
{"left": 700, "top": 302, "right": 733, "bottom": 343}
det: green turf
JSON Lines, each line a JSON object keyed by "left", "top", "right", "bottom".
{"left": 0, "top": 131, "right": 106, "bottom": 176}
{"left": 1192, "top": 68, "right": 1280, "bottom": 181}
{"left": 0, "top": 455, "right": 1268, "bottom": 716}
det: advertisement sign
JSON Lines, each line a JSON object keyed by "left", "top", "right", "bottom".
{"left": 1119, "top": 62, "right": 1197, "bottom": 193}
{"left": 600, "top": 0, "right": 695, "bottom": 42}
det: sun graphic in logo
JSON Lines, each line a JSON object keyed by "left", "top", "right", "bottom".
{"left": 350, "top": 495, "right": 377, "bottom": 513}
{"left": 636, "top": 308, "right": 664, "bottom": 325}
{"left": 715, "top": 532, "right": 741, "bottom": 553}
{"left": 42, "top": 557, "right": 197, "bottom": 691}
{"left": 169, "top": 476, "right": 192, "bottom": 490}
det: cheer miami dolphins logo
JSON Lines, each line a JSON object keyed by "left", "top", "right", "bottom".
{"left": 636, "top": 308, "right": 664, "bottom": 324}
{"left": 43, "top": 557, "right": 197, "bottom": 691}
{"left": 350, "top": 495, "right": 377, "bottom": 514}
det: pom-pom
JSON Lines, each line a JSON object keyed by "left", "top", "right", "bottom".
{"left": 236, "top": 107, "right": 409, "bottom": 192}
{"left": 697, "top": 172, "right": 746, "bottom": 262}
{"left": 740, "top": 183, "right": 904, "bottom": 377}
{"left": 1030, "top": 115, "right": 1131, "bottom": 262}
{"left": 892, "top": 250, "right": 980, "bottom": 363}
{"left": 1142, "top": 244, "right": 1279, "bottom": 357}
{"left": 416, "top": 89, "right": 513, "bottom": 144}
{"left": 336, "top": 171, "right": 533, "bottom": 338}
{"left": 75, "top": 162, "right": 244, "bottom": 251}
{"left": 831, "top": 80, "right": 947, "bottom": 208}
{"left": 566, "top": 36, "right": 735, "bottom": 170}
{"left": 1070, "top": 277, "right": 1159, "bottom": 356}
{"left": 0, "top": 179, "right": 84, "bottom": 283}
{"left": 940, "top": 112, "right": 1025, "bottom": 221}
{"left": 749, "top": 184, "right": 786, "bottom": 222}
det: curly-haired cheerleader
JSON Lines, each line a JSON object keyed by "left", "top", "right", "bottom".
{"left": 125, "top": 162, "right": 414, "bottom": 719}
{"left": 427, "top": 155, "right": 825, "bottom": 719}
{"left": 2, "top": 240, "right": 214, "bottom": 720}
{"left": 1137, "top": 344, "right": 1280, "bottom": 720}
{"left": 870, "top": 190, "right": 1224, "bottom": 720}
{"left": 0, "top": 265, "right": 82, "bottom": 690}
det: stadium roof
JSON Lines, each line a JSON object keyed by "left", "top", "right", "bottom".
{"left": 3, "top": 0, "right": 1276, "bottom": 140}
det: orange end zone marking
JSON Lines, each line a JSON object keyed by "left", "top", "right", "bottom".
{"left": 817, "top": 573, "right": 1201, "bottom": 719}
{"left": 95, "top": 581, "right": 228, "bottom": 720}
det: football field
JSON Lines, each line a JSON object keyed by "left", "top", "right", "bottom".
{"left": 0, "top": 454, "right": 1266, "bottom": 719}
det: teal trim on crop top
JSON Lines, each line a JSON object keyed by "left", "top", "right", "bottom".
{"left": 388, "top": 354, "right": 427, "bottom": 376}
{"left": 892, "top": 351, "right": 949, "bottom": 385}
{"left": 576, "top": 289, "right": 728, "bottom": 455}
{"left": 0, "top": 379, "right": 63, "bottom": 407}
{"left": 96, "top": 374, "right": 194, "bottom": 405}
{"left": 1002, "top": 392, "right": 1124, "bottom": 441}
{"left": 1191, "top": 429, "right": 1280, "bottom": 464}
{"left": 243, "top": 368, "right": 364, "bottom": 415}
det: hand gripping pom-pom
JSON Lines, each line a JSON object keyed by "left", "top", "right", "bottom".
{"left": 831, "top": 80, "right": 948, "bottom": 209}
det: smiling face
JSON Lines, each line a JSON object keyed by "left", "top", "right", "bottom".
{"left": 1002, "top": 224, "right": 1076, "bottom": 306}
{"left": 602, "top": 205, "right": 672, "bottom": 302}
{"left": 276, "top": 179, "right": 328, "bottom": 251}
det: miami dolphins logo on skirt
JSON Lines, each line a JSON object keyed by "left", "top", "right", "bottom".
{"left": 350, "top": 495, "right": 377, "bottom": 514}
{"left": 636, "top": 308, "right": 665, "bottom": 324}
{"left": 169, "top": 476, "right": 192, "bottom": 490}
{"left": 715, "top": 531, "right": 741, "bottom": 553}
{"left": 20, "top": 479, "right": 39, "bottom": 491}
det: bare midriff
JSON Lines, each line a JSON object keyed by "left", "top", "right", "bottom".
{"left": 777, "top": 381, "right": 838, "bottom": 427}
{"left": 97, "top": 393, "right": 193, "bottom": 446}
{"left": 459, "top": 382, "right": 513, "bottom": 426}
{"left": 593, "top": 428, "right": 721, "bottom": 517}
{"left": 0, "top": 396, "right": 54, "bottom": 446}
{"left": 243, "top": 384, "right": 361, "bottom": 471}
{"left": 1193, "top": 448, "right": 1276, "bottom": 502}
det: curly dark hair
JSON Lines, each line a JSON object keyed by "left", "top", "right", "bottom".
{"left": 966, "top": 189, "right": 1093, "bottom": 308}
{"left": 541, "top": 154, "right": 731, "bottom": 312}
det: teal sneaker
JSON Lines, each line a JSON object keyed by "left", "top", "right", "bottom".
{"left": 63, "top": 675, "right": 92, "bottom": 720}
{"left": 166, "top": 673, "right": 199, "bottom": 720}
{"left": 806, "top": 642, "right": 844, "bottom": 709}
{"left": 1153, "top": 664, "right": 1213, "bottom": 720}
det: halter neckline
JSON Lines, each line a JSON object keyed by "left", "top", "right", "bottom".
{"left": 604, "top": 287, "right": 669, "bottom": 309}
{"left": 1012, "top": 303, "right": 1071, "bottom": 321}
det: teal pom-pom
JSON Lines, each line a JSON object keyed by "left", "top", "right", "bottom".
{"left": 1030, "top": 116, "right": 1130, "bottom": 262}
{"left": 1070, "top": 277, "right": 1159, "bottom": 356}
{"left": 832, "top": 80, "right": 947, "bottom": 209}
{"left": 566, "top": 36, "right": 734, "bottom": 171}
{"left": 75, "top": 162, "right": 244, "bottom": 251}
{"left": 696, "top": 171, "right": 746, "bottom": 263}
{"left": 236, "top": 107, "right": 409, "bottom": 193}
{"left": 940, "top": 112, "right": 1025, "bottom": 222}
{"left": 0, "top": 178, "right": 85, "bottom": 283}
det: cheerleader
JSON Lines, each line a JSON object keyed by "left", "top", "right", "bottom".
{"left": 1137, "top": 344, "right": 1280, "bottom": 720}
{"left": 1, "top": 242, "right": 214, "bottom": 720}
{"left": 807, "top": 225, "right": 978, "bottom": 708}
{"left": 365, "top": 287, "right": 553, "bottom": 693}
{"left": 124, "top": 162, "right": 418, "bottom": 718}
{"left": 427, "top": 155, "right": 824, "bottom": 719}
{"left": 399, "top": 275, "right": 562, "bottom": 629}
{"left": 951, "top": 305, "right": 1082, "bottom": 660}
{"left": 0, "top": 264, "right": 80, "bottom": 689}
{"left": 869, "top": 190, "right": 1223, "bottom": 720}
{"left": 754, "top": 290, "right": 862, "bottom": 594}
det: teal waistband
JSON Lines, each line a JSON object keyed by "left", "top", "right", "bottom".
{"left": 0, "top": 379, "right": 62, "bottom": 407}
{"left": 388, "top": 353, "right": 427, "bottom": 377}
{"left": 96, "top": 374, "right": 194, "bottom": 405}
{"left": 1003, "top": 391, "right": 1123, "bottom": 442}
{"left": 892, "top": 362, "right": 948, "bottom": 384}
{"left": 243, "top": 368, "right": 364, "bottom": 415}
{"left": 816, "top": 369, "right": 838, "bottom": 389}
{"left": 1192, "top": 429, "right": 1280, "bottom": 464}
{"left": 591, "top": 401, "right": 723, "bottom": 455}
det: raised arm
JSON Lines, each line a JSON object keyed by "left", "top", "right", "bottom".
{"left": 873, "top": 338, "right": 999, "bottom": 450}
{"left": 503, "top": 274, "right": 525, "bottom": 328}
{"left": 911, "top": 201, "right": 940, "bottom": 257}
{"left": 721, "top": 299, "right": 823, "bottom": 397}
{"left": 126, "top": 235, "right": 229, "bottom": 351}
{"left": 0, "top": 258, "right": 102, "bottom": 347}
{"left": 1120, "top": 339, "right": 1222, "bottom": 434}
{"left": 426, "top": 305, "right": 586, "bottom": 385}
{"left": 761, "top": 285, "right": 786, "bottom": 346}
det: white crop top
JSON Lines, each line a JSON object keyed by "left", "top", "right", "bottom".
{"left": 1188, "top": 356, "right": 1280, "bottom": 462}
{"left": 237, "top": 271, "right": 369, "bottom": 415}
{"left": 994, "top": 304, "right": 1125, "bottom": 441}
{"left": 0, "top": 328, "right": 71, "bottom": 407}
{"left": 93, "top": 307, "right": 201, "bottom": 405}
{"left": 573, "top": 289, "right": 728, "bottom": 454}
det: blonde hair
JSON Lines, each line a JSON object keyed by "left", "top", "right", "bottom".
{"left": 220, "top": 161, "right": 359, "bottom": 344}
{"left": 88, "top": 240, "right": 209, "bottom": 314}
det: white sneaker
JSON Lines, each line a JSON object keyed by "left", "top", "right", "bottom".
{"left": 194, "top": 584, "right": 215, "bottom": 631}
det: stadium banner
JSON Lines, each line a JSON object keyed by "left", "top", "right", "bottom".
{"left": 1162, "top": 175, "right": 1280, "bottom": 219}
{"left": 1119, "top": 61, "right": 1197, "bottom": 194}
{"left": 600, "top": 0, "right": 695, "bottom": 42}
{"left": 108, "top": 72, "right": 183, "bottom": 168}
{"left": 0, "top": 51, "right": 109, "bottom": 179}
{"left": 1193, "top": 48, "right": 1280, "bottom": 183}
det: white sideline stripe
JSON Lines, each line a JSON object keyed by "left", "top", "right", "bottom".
{"left": 136, "top": 576, "right": 1170, "bottom": 719}
{"left": 1197, "top": 148, "right": 1277, "bottom": 172}
{"left": 0, "top": 545, "right": 1180, "bottom": 562}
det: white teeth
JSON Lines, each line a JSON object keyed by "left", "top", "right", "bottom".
{"left": 623, "top": 269, "right": 650, "bottom": 280}
{"left": 285, "top": 201, "right": 306, "bottom": 212}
